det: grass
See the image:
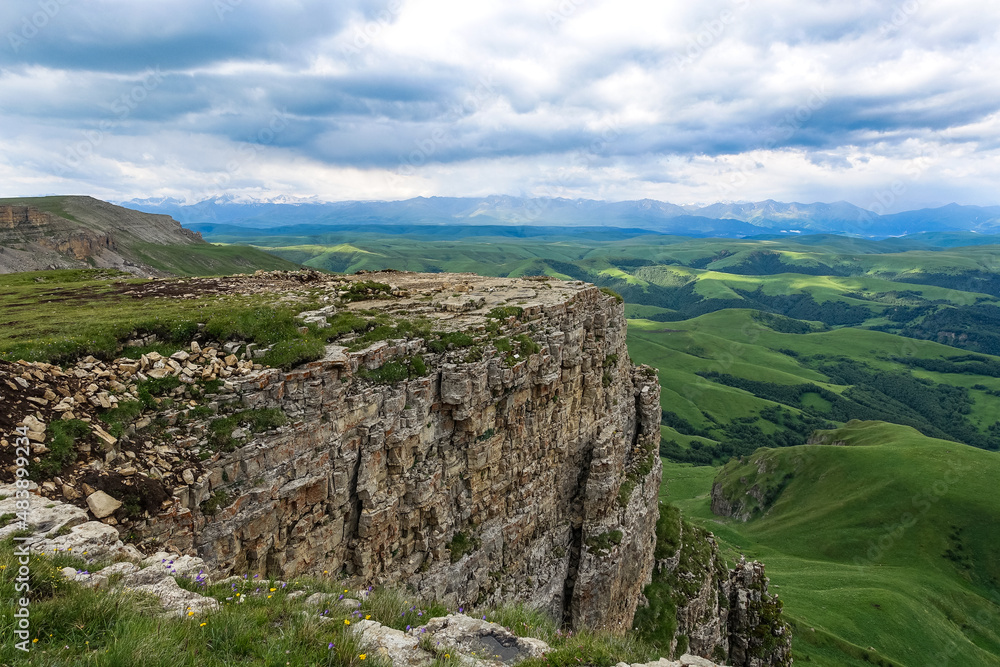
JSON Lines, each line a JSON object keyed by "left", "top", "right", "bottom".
{"left": 206, "top": 408, "right": 288, "bottom": 454}
{"left": 627, "top": 307, "right": 1000, "bottom": 460}
{"left": 661, "top": 422, "right": 1000, "bottom": 667}
{"left": 0, "top": 541, "right": 664, "bottom": 667}
{"left": 30, "top": 419, "right": 90, "bottom": 479}
{"left": 357, "top": 356, "right": 428, "bottom": 384}
{"left": 0, "top": 269, "right": 330, "bottom": 366}
{"left": 131, "top": 243, "right": 301, "bottom": 276}
{"left": 0, "top": 542, "right": 384, "bottom": 666}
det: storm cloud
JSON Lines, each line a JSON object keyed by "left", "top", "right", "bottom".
{"left": 1, "top": 0, "right": 998, "bottom": 211}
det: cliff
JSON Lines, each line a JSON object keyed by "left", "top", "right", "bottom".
{"left": 2, "top": 271, "right": 662, "bottom": 631}
{"left": 0, "top": 197, "right": 207, "bottom": 275}
{"left": 3, "top": 270, "right": 794, "bottom": 661}
{"left": 634, "top": 504, "right": 792, "bottom": 666}
{"left": 153, "top": 273, "right": 661, "bottom": 630}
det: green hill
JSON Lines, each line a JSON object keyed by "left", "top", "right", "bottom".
{"left": 0, "top": 196, "right": 301, "bottom": 277}
{"left": 627, "top": 308, "right": 1000, "bottom": 461}
{"left": 661, "top": 421, "right": 1000, "bottom": 666}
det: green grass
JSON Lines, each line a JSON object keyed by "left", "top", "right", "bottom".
{"left": 31, "top": 419, "right": 90, "bottom": 479}
{"left": 661, "top": 422, "right": 1000, "bottom": 667}
{"left": 0, "top": 542, "right": 383, "bottom": 666}
{"left": 0, "top": 269, "right": 327, "bottom": 366}
{"left": 131, "top": 243, "right": 302, "bottom": 276}
{"left": 206, "top": 408, "right": 288, "bottom": 454}
{"left": 0, "top": 540, "right": 665, "bottom": 667}
{"left": 628, "top": 308, "right": 1000, "bottom": 460}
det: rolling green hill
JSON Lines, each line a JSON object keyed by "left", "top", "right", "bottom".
{"left": 661, "top": 421, "right": 1000, "bottom": 667}
{"left": 627, "top": 308, "right": 1000, "bottom": 461}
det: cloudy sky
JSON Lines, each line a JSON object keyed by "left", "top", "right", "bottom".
{"left": 1, "top": 0, "right": 998, "bottom": 211}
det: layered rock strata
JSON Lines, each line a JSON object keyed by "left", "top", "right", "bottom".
{"left": 4, "top": 272, "right": 662, "bottom": 631}
{"left": 143, "top": 275, "right": 662, "bottom": 631}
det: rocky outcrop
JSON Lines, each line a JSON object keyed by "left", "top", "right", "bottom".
{"left": 3, "top": 272, "right": 662, "bottom": 632}
{"left": 710, "top": 455, "right": 793, "bottom": 523}
{"left": 350, "top": 612, "right": 729, "bottom": 667}
{"left": 0, "top": 205, "right": 53, "bottom": 228}
{"left": 138, "top": 275, "right": 661, "bottom": 631}
{"left": 635, "top": 504, "right": 792, "bottom": 665}
{"left": 726, "top": 558, "right": 792, "bottom": 667}
{"left": 0, "top": 197, "right": 204, "bottom": 275}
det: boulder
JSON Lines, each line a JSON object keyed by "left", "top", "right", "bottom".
{"left": 131, "top": 576, "right": 220, "bottom": 617}
{"left": 0, "top": 485, "right": 88, "bottom": 539}
{"left": 87, "top": 490, "right": 122, "bottom": 518}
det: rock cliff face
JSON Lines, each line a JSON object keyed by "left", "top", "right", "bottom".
{"left": 634, "top": 504, "right": 792, "bottom": 665}
{"left": 0, "top": 205, "right": 53, "bottom": 228}
{"left": 130, "top": 274, "right": 662, "bottom": 631}
{"left": 0, "top": 197, "right": 203, "bottom": 275}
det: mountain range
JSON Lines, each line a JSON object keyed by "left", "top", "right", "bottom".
{"left": 119, "top": 195, "right": 1000, "bottom": 238}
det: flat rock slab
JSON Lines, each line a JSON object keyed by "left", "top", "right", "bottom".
{"left": 86, "top": 490, "right": 122, "bottom": 518}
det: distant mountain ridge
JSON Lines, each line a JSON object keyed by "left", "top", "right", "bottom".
{"left": 118, "top": 195, "right": 1000, "bottom": 238}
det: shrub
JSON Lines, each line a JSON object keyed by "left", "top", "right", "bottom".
{"left": 358, "top": 356, "right": 428, "bottom": 384}
{"left": 486, "top": 306, "right": 524, "bottom": 320}
{"left": 31, "top": 419, "right": 90, "bottom": 479}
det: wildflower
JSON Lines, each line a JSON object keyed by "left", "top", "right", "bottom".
{"left": 33, "top": 639, "right": 38, "bottom": 644}
{"left": 188, "top": 611, "right": 195, "bottom": 616}
{"left": 344, "top": 619, "right": 351, "bottom": 625}
{"left": 365, "top": 614, "right": 371, "bottom": 620}
{"left": 270, "top": 587, "right": 276, "bottom": 592}
{"left": 359, "top": 654, "right": 367, "bottom": 660}
{"left": 200, "top": 623, "right": 207, "bottom": 627}
{"left": 328, "top": 643, "right": 334, "bottom": 649}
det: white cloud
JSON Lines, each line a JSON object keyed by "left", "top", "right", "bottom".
{"left": 0, "top": 0, "right": 998, "bottom": 211}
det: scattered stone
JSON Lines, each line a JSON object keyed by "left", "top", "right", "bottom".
{"left": 86, "top": 490, "right": 122, "bottom": 518}
{"left": 131, "top": 576, "right": 219, "bottom": 617}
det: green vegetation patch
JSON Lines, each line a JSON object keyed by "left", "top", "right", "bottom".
{"left": 446, "top": 530, "right": 481, "bottom": 563}
{"left": 486, "top": 305, "right": 524, "bottom": 320}
{"left": 660, "top": 421, "right": 1000, "bottom": 667}
{"left": 492, "top": 334, "right": 540, "bottom": 366}
{"left": 0, "top": 270, "right": 329, "bottom": 367}
{"left": 585, "top": 529, "right": 623, "bottom": 555}
{"left": 358, "top": 356, "right": 428, "bottom": 384}
{"left": 599, "top": 286, "right": 624, "bottom": 303}
{"left": 0, "top": 541, "right": 383, "bottom": 666}
{"left": 207, "top": 408, "right": 289, "bottom": 454}
{"left": 31, "top": 419, "right": 90, "bottom": 479}
{"left": 341, "top": 280, "right": 392, "bottom": 302}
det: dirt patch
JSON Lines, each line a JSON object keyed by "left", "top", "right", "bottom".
{"left": 77, "top": 469, "right": 169, "bottom": 517}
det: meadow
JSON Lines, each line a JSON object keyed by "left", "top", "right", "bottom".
{"left": 660, "top": 422, "right": 1000, "bottom": 667}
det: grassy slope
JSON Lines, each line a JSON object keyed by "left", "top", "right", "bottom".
{"left": 131, "top": 242, "right": 301, "bottom": 276}
{"left": 661, "top": 421, "right": 1000, "bottom": 667}
{"left": 0, "top": 269, "right": 327, "bottom": 365}
{"left": 0, "top": 196, "right": 302, "bottom": 277}
{"left": 628, "top": 308, "right": 1000, "bottom": 437}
